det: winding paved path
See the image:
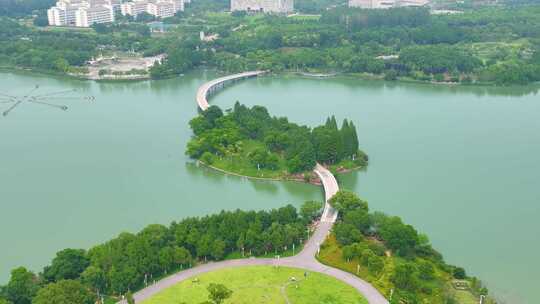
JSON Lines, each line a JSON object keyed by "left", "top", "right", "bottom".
{"left": 120, "top": 72, "right": 389, "bottom": 304}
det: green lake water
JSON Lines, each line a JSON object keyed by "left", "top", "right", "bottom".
{"left": 1, "top": 70, "right": 538, "bottom": 303}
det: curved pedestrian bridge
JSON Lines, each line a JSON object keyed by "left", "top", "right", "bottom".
{"left": 196, "top": 71, "right": 266, "bottom": 111}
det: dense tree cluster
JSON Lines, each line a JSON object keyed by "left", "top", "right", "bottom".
{"left": 0, "top": 0, "right": 55, "bottom": 17}
{"left": 399, "top": 45, "right": 482, "bottom": 74}
{"left": 321, "top": 7, "right": 431, "bottom": 29}
{"left": 150, "top": 46, "right": 203, "bottom": 79}
{"left": 0, "top": 203, "right": 320, "bottom": 303}
{"left": 0, "top": 16, "right": 164, "bottom": 74}
{"left": 203, "top": 5, "right": 540, "bottom": 85}
{"left": 328, "top": 190, "right": 490, "bottom": 303}
{"left": 330, "top": 190, "right": 435, "bottom": 259}
{"left": 2, "top": 2, "right": 540, "bottom": 85}
{"left": 187, "top": 103, "right": 367, "bottom": 174}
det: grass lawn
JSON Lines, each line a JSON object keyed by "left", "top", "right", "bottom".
{"left": 318, "top": 236, "right": 484, "bottom": 304}
{"left": 454, "top": 289, "right": 480, "bottom": 304}
{"left": 318, "top": 236, "right": 393, "bottom": 298}
{"left": 141, "top": 266, "right": 368, "bottom": 304}
{"left": 469, "top": 40, "right": 532, "bottom": 64}
{"left": 208, "top": 140, "right": 290, "bottom": 179}
{"left": 329, "top": 158, "right": 367, "bottom": 174}
{"left": 205, "top": 140, "right": 366, "bottom": 181}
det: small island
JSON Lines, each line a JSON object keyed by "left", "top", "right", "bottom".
{"left": 186, "top": 102, "right": 368, "bottom": 182}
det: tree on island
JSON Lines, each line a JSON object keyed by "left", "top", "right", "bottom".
{"left": 43, "top": 249, "right": 90, "bottom": 282}
{"left": 32, "top": 280, "right": 94, "bottom": 304}
{"left": 4, "top": 267, "right": 39, "bottom": 304}
{"left": 80, "top": 265, "right": 106, "bottom": 295}
{"left": 329, "top": 190, "right": 368, "bottom": 214}
{"left": 205, "top": 283, "right": 232, "bottom": 304}
{"left": 126, "top": 291, "right": 135, "bottom": 304}
{"left": 300, "top": 201, "right": 324, "bottom": 223}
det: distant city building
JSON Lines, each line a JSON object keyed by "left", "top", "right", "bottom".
{"left": 121, "top": 0, "right": 184, "bottom": 18}
{"left": 348, "top": 0, "right": 428, "bottom": 9}
{"left": 231, "top": 0, "right": 293, "bottom": 13}
{"left": 75, "top": 5, "right": 115, "bottom": 27}
{"left": 430, "top": 9, "right": 463, "bottom": 15}
{"left": 121, "top": 0, "right": 151, "bottom": 16}
{"left": 397, "top": 0, "right": 428, "bottom": 7}
{"left": 47, "top": 0, "right": 117, "bottom": 27}
{"left": 200, "top": 31, "right": 219, "bottom": 42}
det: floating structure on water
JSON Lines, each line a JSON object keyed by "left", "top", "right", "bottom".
{"left": 0, "top": 86, "right": 95, "bottom": 117}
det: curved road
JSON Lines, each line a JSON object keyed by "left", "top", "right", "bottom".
{"left": 120, "top": 72, "right": 388, "bottom": 304}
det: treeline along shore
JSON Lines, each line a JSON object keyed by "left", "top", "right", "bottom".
{"left": 1, "top": 2, "right": 540, "bottom": 85}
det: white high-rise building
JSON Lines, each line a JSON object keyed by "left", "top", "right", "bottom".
{"left": 148, "top": 1, "right": 175, "bottom": 18}
{"left": 230, "top": 0, "right": 293, "bottom": 13}
{"left": 121, "top": 0, "right": 184, "bottom": 18}
{"left": 47, "top": 7, "right": 67, "bottom": 25}
{"left": 47, "top": 0, "right": 114, "bottom": 27}
{"left": 97, "top": 0, "right": 122, "bottom": 13}
{"left": 395, "top": 0, "right": 428, "bottom": 7}
{"left": 348, "top": 0, "right": 393, "bottom": 8}
{"left": 76, "top": 5, "right": 115, "bottom": 27}
{"left": 173, "top": 0, "right": 184, "bottom": 11}
{"left": 121, "top": 0, "right": 150, "bottom": 16}
{"left": 349, "top": 0, "right": 428, "bottom": 8}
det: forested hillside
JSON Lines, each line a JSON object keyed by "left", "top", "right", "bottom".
{"left": 0, "top": 0, "right": 55, "bottom": 17}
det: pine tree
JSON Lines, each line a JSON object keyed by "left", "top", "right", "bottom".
{"left": 329, "top": 115, "right": 338, "bottom": 130}
{"left": 325, "top": 117, "right": 332, "bottom": 127}
{"left": 325, "top": 116, "right": 338, "bottom": 130}
{"left": 341, "top": 119, "right": 353, "bottom": 159}
{"left": 350, "top": 121, "right": 359, "bottom": 159}
{"left": 336, "top": 125, "right": 344, "bottom": 161}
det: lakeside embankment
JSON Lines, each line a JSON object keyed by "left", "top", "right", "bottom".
{"left": 5, "top": 62, "right": 540, "bottom": 87}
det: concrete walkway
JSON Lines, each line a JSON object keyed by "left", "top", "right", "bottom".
{"left": 196, "top": 71, "right": 266, "bottom": 111}
{"left": 119, "top": 72, "right": 389, "bottom": 304}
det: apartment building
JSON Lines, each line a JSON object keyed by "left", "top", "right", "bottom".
{"left": 75, "top": 5, "right": 115, "bottom": 27}
{"left": 230, "top": 0, "right": 293, "bottom": 13}
{"left": 148, "top": 1, "right": 175, "bottom": 18}
{"left": 47, "top": 0, "right": 116, "bottom": 27}
{"left": 121, "top": 0, "right": 150, "bottom": 16}
{"left": 349, "top": 0, "right": 428, "bottom": 8}
{"left": 121, "top": 0, "right": 184, "bottom": 18}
